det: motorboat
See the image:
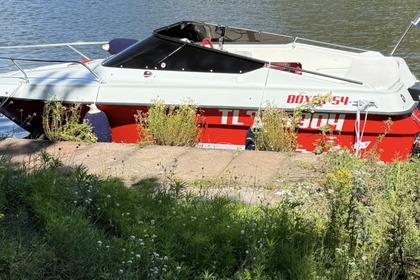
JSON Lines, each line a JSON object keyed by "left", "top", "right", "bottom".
{"left": 1, "top": 20, "right": 420, "bottom": 162}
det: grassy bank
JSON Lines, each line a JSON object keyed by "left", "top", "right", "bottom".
{"left": 0, "top": 150, "right": 419, "bottom": 279}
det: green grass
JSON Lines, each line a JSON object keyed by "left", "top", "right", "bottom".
{"left": 0, "top": 150, "right": 419, "bottom": 279}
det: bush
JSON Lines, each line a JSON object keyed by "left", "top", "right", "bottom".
{"left": 42, "top": 100, "right": 97, "bottom": 142}
{"left": 135, "top": 99, "right": 205, "bottom": 146}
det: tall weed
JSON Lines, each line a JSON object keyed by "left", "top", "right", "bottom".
{"left": 42, "top": 100, "right": 97, "bottom": 142}
{"left": 135, "top": 99, "right": 205, "bottom": 146}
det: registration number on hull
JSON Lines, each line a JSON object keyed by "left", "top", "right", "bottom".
{"left": 217, "top": 109, "right": 346, "bottom": 131}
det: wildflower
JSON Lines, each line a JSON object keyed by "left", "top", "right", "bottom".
{"left": 151, "top": 220, "right": 155, "bottom": 225}
{"left": 136, "top": 254, "right": 141, "bottom": 258}
{"left": 106, "top": 194, "right": 111, "bottom": 198}
{"left": 241, "top": 230, "right": 245, "bottom": 235}
{"left": 119, "top": 269, "right": 123, "bottom": 274}
{"left": 130, "top": 235, "right": 135, "bottom": 240}
{"left": 335, "top": 247, "right": 344, "bottom": 255}
{"left": 127, "top": 260, "right": 133, "bottom": 265}
{"left": 97, "top": 241, "right": 102, "bottom": 246}
{"left": 176, "top": 266, "right": 182, "bottom": 270}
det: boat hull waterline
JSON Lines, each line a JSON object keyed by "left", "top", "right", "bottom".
{"left": 1, "top": 21, "right": 419, "bottom": 162}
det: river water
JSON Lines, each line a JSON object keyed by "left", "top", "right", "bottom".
{"left": 1, "top": 0, "right": 419, "bottom": 137}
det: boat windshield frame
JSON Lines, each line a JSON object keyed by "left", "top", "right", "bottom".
{"left": 101, "top": 21, "right": 272, "bottom": 74}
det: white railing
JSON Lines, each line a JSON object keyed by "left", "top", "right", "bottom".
{"left": 0, "top": 41, "right": 107, "bottom": 83}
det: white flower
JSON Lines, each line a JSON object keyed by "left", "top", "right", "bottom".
{"left": 275, "top": 190, "right": 292, "bottom": 196}
{"left": 106, "top": 194, "right": 111, "bottom": 198}
{"left": 97, "top": 241, "right": 102, "bottom": 245}
{"left": 135, "top": 254, "right": 141, "bottom": 258}
{"left": 241, "top": 230, "right": 245, "bottom": 235}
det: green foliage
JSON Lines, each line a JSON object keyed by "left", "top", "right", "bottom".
{"left": 254, "top": 93, "right": 332, "bottom": 152}
{"left": 0, "top": 151, "right": 419, "bottom": 279}
{"left": 42, "top": 99, "right": 97, "bottom": 143}
{"left": 254, "top": 103, "right": 296, "bottom": 152}
{"left": 135, "top": 99, "right": 205, "bottom": 146}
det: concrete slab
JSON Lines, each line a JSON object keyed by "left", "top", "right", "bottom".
{"left": 0, "top": 138, "right": 323, "bottom": 192}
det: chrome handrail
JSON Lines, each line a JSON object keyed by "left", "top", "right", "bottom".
{"left": 292, "top": 37, "right": 370, "bottom": 53}
{"left": 0, "top": 57, "right": 106, "bottom": 84}
{"left": 0, "top": 41, "right": 107, "bottom": 83}
{"left": 0, "top": 41, "right": 107, "bottom": 59}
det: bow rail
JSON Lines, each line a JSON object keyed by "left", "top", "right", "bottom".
{"left": 0, "top": 41, "right": 108, "bottom": 83}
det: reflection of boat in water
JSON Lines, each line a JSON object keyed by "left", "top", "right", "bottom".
{"left": 0, "top": 115, "right": 28, "bottom": 138}
{"left": 1, "top": 20, "right": 420, "bottom": 162}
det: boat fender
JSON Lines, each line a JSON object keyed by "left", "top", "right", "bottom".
{"left": 245, "top": 128, "right": 256, "bottom": 150}
{"left": 103, "top": 38, "right": 139, "bottom": 55}
{"left": 84, "top": 104, "right": 112, "bottom": 142}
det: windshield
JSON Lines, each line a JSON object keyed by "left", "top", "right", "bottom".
{"left": 102, "top": 35, "right": 265, "bottom": 74}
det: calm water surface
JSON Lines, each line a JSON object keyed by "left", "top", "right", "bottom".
{"left": 1, "top": 0, "right": 419, "bottom": 136}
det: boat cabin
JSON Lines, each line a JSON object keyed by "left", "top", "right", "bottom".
{"left": 102, "top": 21, "right": 403, "bottom": 90}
